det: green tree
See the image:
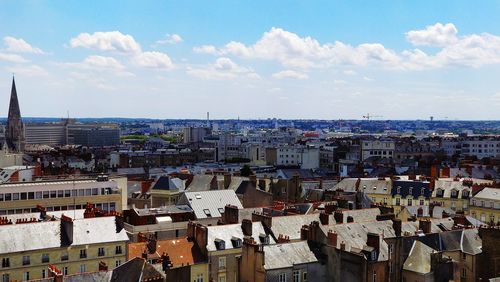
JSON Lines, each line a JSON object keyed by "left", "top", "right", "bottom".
{"left": 240, "top": 165, "right": 253, "bottom": 177}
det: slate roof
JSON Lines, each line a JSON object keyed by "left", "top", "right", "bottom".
{"left": 392, "top": 180, "right": 431, "bottom": 199}
{"left": 403, "top": 241, "right": 434, "bottom": 274}
{"left": 178, "top": 190, "right": 243, "bottom": 219}
{"left": 206, "top": 221, "right": 273, "bottom": 252}
{"left": 472, "top": 187, "right": 500, "bottom": 201}
{"left": 333, "top": 178, "right": 392, "bottom": 195}
{"left": 432, "top": 179, "right": 472, "bottom": 198}
{"left": 263, "top": 241, "right": 319, "bottom": 270}
{"left": 186, "top": 175, "right": 215, "bottom": 192}
{"left": 0, "top": 216, "right": 129, "bottom": 254}
{"left": 269, "top": 214, "right": 321, "bottom": 240}
{"left": 110, "top": 257, "right": 164, "bottom": 282}
{"left": 152, "top": 176, "right": 181, "bottom": 191}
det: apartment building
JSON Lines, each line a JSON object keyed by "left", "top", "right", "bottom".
{"left": 361, "top": 140, "right": 395, "bottom": 161}
{"left": 0, "top": 215, "right": 128, "bottom": 281}
{"left": 469, "top": 188, "right": 500, "bottom": 224}
{"left": 0, "top": 176, "right": 127, "bottom": 215}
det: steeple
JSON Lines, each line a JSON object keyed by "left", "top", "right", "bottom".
{"left": 5, "top": 76, "right": 25, "bottom": 152}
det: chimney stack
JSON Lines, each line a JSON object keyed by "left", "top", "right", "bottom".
{"left": 241, "top": 219, "right": 253, "bottom": 236}
{"left": 319, "top": 212, "right": 329, "bottom": 225}
{"left": 392, "top": 219, "right": 402, "bottom": 237}
{"left": 60, "top": 215, "right": 74, "bottom": 247}
{"left": 223, "top": 204, "right": 239, "bottom": 224}
{"left": 327, "top": 230, "right": 338, "bottom": 247}
{"left": 334, "top": 210, "right": 344, "bottom": 224}
{"left": 419, "top": 219, "right": 432, "bottom": 234}
{"left": 366, "top": 233, "right": 380, "bottom": 252}
{"left": 224, "top": 173, "right": 232, "bottom": 189}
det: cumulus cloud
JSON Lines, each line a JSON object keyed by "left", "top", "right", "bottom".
{"left": 197, "top": 25, "right": 500, "bottom": 70}
{"left": 0, "top": 52, "right": 28, "bottom": 63}
{"left": 132, "top": 51, "right": 174, "bottom": 70}
{"left": 3, "top": 37, "right": 45, "bottom": 54}
{"left": 193, "top": 45, "right": 219, "bottom": 55}
{"left": 272, "top": 70, "right": 308, "bottom": 80}
{"left": 70, "top": 31, "right": 142, "bottom": 54}
{"left": 156, "top": 34, "right": 183, "bottom": 44}
{"left": 6, "top": 65, "right": 48, "bottom": 76}
{"left": 406, "top": 23, "right": 458, "bottom": 47}
{"left": 186, "top": 57, "right": 260, "bottom": 80}
{"left": 83, "top": 55, "right": 126, "bottom": 70}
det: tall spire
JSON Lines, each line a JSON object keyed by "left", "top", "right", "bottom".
{"left": 5, "top": 76, "right": 25, "bottom": 152}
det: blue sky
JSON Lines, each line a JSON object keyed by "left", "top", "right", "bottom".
{"left": 1, "top": 1, "right": 500, "bottom": 119}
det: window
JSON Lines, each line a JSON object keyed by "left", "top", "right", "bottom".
{"left": 218, "top": 275, "right": 226, "bottom": 282}
{"left": 397, "top": 187, "right": 401, "bottom": 194}
{"left": 407, "top": 198, "right": 412, "bottom": 206}
{"left": 421, "top": 188, "right": 425, "bottom": 195}
{"left": 461, "top": 268, "right": 466, "bottom": 278}
{"left": 218, "top": 257, "right": 226, "bottom": 269}
{"left": 203, "top": 209, "right": 212, "bottom": 217}
{"left": 396, "top": 198, "right": 400, "bottom": 206}
{"left": 80, "top": 264, "right": 86, "bottom": 273}
{"left": 373, "top": 270, "right": 377, "bottom": 282}
{"left": 462, "top": 252, "right": 466, "bottom": 260}
{"left": 1, "top": 258, "right": 9, "bottom": 268}
{"left": 196, "top": 274, "right": 204, "bottom": 282}
{"left": 408, "top": 187, "right": 413, "bottom": 195}
{"left": 63, "top": 267, "right": 68, "bottom": 275}
{"left": 50, "top": 191, "right": 57, "bottom": 198}
{"left": 42, "top": 269, "right": 46, "bottom": 278}
{"left": 420, "top": 199, "right": 425, "bottom": 206}
{"left": 115, "top": 245, "right": 123, "bottom": 254}
{"left": 23, "top": 272, "right": 29, "bottom": 281}
{"left": 303, "top": 272, "right": 308, "bottom": 281}
{"left": 80, "top": 249, "right": 87, "bottom": 259}
{"left": 4, "top": 193, "right": 10, "bottom": 201}
{"left": 98, "top": 247, "right": 105, "bottom": 256}
{"left": 279, "top": 273, "right": 286, "bottom": 282}
{"left": 2, "top": 274, "right": 9, "bottom": 282}
{"left": 115, "top": 260, "right": 122, "bottom": 267}
{"left": 22, "top": 255, "right": 30, "bottom": 265}
{"left": 41, "top": 253, "right": 50, "bottom": 263}
{"left": 12, "top": 193, "right": 19, "bottom": 201}
{"left": 57, "top": 190, "right": 64, "bottom": 198}
{"left": 293, "top": 270, "right": 300, "bottom": 282}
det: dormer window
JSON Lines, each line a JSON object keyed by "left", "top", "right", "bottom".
{"left": 421, "top": 188, "right": 425, "bottom": 195}
{"left": 450, "top": 189, "right": 458, "bottom": 198}
{"left": 462, "top": 190, "right": 469, "bottom": 199}
{"left": 409, "top": 187, "right": 413, "bottom": 195}
{"left": 436, "top": 189, "right": 444, "bottom": 197}
{"left": 203, "top": 209, "right": 212, "bottom": 217}
{"left": 397, "top": 187, "right": 401, "bottom": 194}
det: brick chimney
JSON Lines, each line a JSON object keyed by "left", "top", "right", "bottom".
{"left": 366, "top": 232, "right": 380, "bottom": 252}
{"left": 146, "top": 234, "right": 157, "bottom": 254}
{"left": 249, "top": 174, "right": 257, "bottom": 187}
{"left": 161, "top": 252, "right": 173, "bottom": 271}
{"left": 327, "top": 230, "right": 338, "bottom": 247}
{"left": 300, "top": 225, "right": 309, "bottom": 240}
{"left": 115, "top": 214, "right": 124, "bottom": 233}
{"left": 98, "top": 261, "right": 108, "bottom": 271}
{"left": 440, "top": 167, "right": 450, "bottom": 178}
{"left": 334, "top": 210, "right": 344, "bottom": 223}
{"left": 252, "top": 211, "right": 272, "bottom": 228}
{"left": 277, "top": 234, "right": 290, "bottom": 243}
{"left": 60, "top": 215, "right": 74, "bottom": 247}
{"left": 392, "top": 219, "right": 402, "bottom": 237}
{"left": 319, "top": 212, "right": 329, "bottom": 225}
{"left": 324, "top": 202, "right": 337, "bottom": 214}
{"left": 241, "top": 219, "right": 253, "bottom": 236}
{"left": 419, "top": 219, "right": 432, "bottom": 234}
{"left": 346, "top": 216, "right": 354, "bottom": 223}
{"left": 224, "top": 173, "right": 232, "bottom": 189}
{"left": 48, "top": 264, "right": 63, "bottom": 282}
{"left": 340, "top": 241, "right": 346, "bottom": 251}
{"left": 223, "top": 204, "right": 239, "bottom": 224}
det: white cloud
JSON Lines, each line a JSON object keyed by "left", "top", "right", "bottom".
{"left": 272, "top": 70, "right": 308, "bottom": 80}
{"left": 132, "top": 51, "right": 174, "bottom": 70}
{"left": 406, "top": 23, "right": 458, "bottom": 47}
{"left": 70, "top": 31, "right": 142, "bottom": 54}
{"left": 6, "top": 65, "right": 48, "bottom": 76}
{"left": 193, "top": 45, "right": 219, "bottom": 55}
{"left": 83, "top": 55, "right": 126, "bottom": 70}
{"left": 156, "top": 34, "right": 183, "bottom": 44}
{"left": 0, "top": 52, "right": 28, "bottom": 63}
{"left": 3, "top": 37, "right": 45, "bottom": 54}
{"left": 343, "top": 69, "right": 357, "bottom": 75}
{"left": 198, "top": 24, "right": 500, "bottom": 70}
{"left": 186, "top": 57, "right": 260, "bottom": 80}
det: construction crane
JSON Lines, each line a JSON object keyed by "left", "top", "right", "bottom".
{"left": 362, "top": 113, "right": 383, "bottom": 121}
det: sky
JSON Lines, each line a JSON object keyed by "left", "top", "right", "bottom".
{"left": 1, "top": 1, "right": 500, "bottom": 120}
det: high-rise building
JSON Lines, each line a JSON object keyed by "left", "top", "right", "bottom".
{"left": 5, "top": 77, "right": 25, "bottom": 152}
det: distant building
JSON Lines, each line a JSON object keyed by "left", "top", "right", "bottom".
{"left": 5, "top": 77, "right": 25, "bottom": 152}
{"left": 361, "top": 140, "right": 395, "bottom": 161}
{"left": 24, "top": 123, "right": 67, "bottom": 146}
{"left": 183, "top": 127, "right": 211, "bottom": 144}
{"left": 72, "top": 127, "right": 120, "bottom": 147}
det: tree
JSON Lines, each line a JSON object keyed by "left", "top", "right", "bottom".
{"left": 240, "top": 165, "right": 253, "bottom": 177}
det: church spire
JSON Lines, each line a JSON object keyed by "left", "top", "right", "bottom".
{"left": 5, "top": 76, "right": 25, "bottom": 152}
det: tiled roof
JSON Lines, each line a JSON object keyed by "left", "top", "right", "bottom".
{"left": 128, "top": 238, "right": 205, "bottom": 266}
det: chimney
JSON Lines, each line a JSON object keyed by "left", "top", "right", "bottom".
{"left": 187, "top": 221, "right": 195, "bottom": 240}
{"left": 249, "top": 174, "right": 257, "bottom": 187}
{"left": 334, "top": 210, "right": 344, "bottom": 223}
{"left": 141, "top": 181, "right": 152, "bottom": 194}
{"left": 137, "top": 232, "right": 147, "bottom": 242}
{"left": 324, "top": 203, "right": 337, "bottom": 214}
{"left": 84, "top": 202, "right": 95, "bottom": 218}
{"left": 224, "top": 173, "right": 232, "bottom": 189}
{"left": 258, "top": 179, "right": 266, "bottom": 190}
{"left": 60, "top": 215, "right": 74, "bottom": 247}
{"left": 340, "top": 241, "right": 346, "bottom": 251}
{"left": 277, "top": 234, "right": 290, "bottom": 243}
{"left": 319, "top": 212, "right": 329, "bottom": 225}
{"left": 241, "top": 219, "right": 253, "bottom": 236}
{"left": 453, "top": 212, "right": 466, "bottom": 227}
{"left": 252, "top": 211, "right": 272, "bottom": 228}
{"left": 441, "top": 167, "right": 450, "bottom": 178}
{"left": 161, "top": 252, "right": 173, "bottom": 271}
{"left": 366, "top": 232, "right": 380, "bottom": 252}
{"left": 115, "top": 214, "right": 124, "bottom": 233}
{"left": 419, "top": 219, "right": 432, "bottom": 234}
{"left": 98, "top": 261, "right": 108, "bottom": 271}
{"left": 300, "top": 225, "right": 309, "bottom": 240}
{"left": 327, "top": 230, "right": 338, "bottom": 247}
{"left": 392, "top": 219, "right": 402, "bottom": 237}
{"left": 346, "top": 216, "right": 354, "bottom": 223}
{"left": 146, "top": 234, "right": 157, "bottom": 253}
{"left": 355, "top": 178, "right": 361, "bottom": 191}
{"left": 48, "top": 264, "right": 63, "bottom": 282}
{"left": 223, "top": 204, "right": 239, "bottom": 224}
{"left": 37, "top": 204, "right": 47, "bottom": 220}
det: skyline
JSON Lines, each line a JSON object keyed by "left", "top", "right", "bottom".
{"left": 1, "top": 1, "right": 500, "bottom": 120}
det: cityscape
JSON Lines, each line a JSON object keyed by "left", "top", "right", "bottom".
{"left": 1, "top": 1, "right": 500, "bottom": 282}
